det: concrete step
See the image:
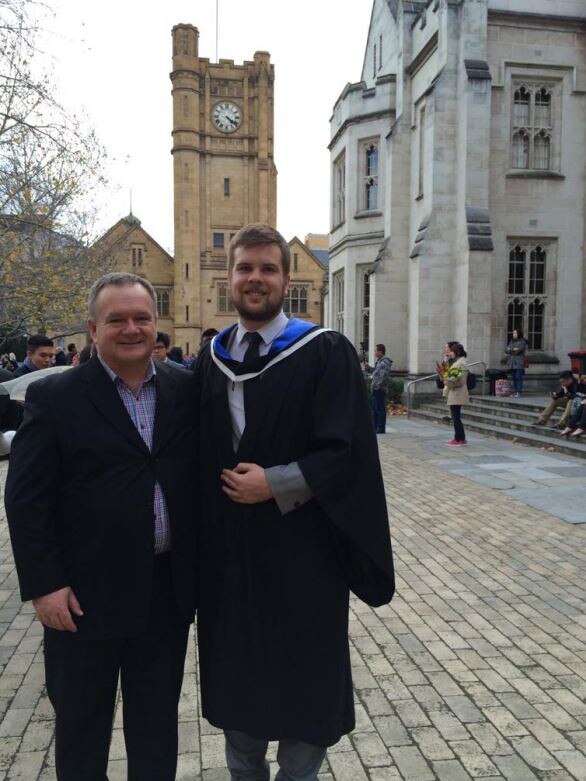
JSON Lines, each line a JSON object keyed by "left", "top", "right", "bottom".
{"left": 468, "top": 395, "right": 554, "bottom": 414}
{"left": 419, "top": 402, "right": 561, "bottom": 436}
{"left": 410, "top": 406, "right": 586, "bottom": 459}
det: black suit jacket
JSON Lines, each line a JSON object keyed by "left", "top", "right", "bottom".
{"left": 5, "top": 357, "right": 197, "bottom": 637}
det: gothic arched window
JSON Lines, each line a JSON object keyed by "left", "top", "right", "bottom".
{"left": 507, "top": 243, "right": 549, "bottom": 349}
{"left": 511, "top": 84, "right": 555, "bottom": 171}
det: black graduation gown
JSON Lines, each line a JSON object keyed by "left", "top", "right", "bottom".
{"left": 195, "top": 329, "right": 394, "bottom": 747}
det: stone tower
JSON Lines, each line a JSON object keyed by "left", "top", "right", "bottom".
{"left": 170, "top": 24, "right": 277, "bottom": 354}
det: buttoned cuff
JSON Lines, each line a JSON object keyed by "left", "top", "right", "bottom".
{"left": 265, "top": 462, "right": 314, "bottom": 516}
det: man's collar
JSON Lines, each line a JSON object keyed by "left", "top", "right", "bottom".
{"left": 235, "top": 310, "right": 289, "bottom": 346}
{"left": 97, "top": 354, "right": 156, "bottom": 384}
{"left": 23, "top": 356, "right": 38, "bottom": 372}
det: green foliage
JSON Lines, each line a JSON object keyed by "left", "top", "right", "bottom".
{"left": 387, "top": 378, "right": 404, "bottom": 404}
{"left": 363, "top": 373, "right": 404, "bottom": 404}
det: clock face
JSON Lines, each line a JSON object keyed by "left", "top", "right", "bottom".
{"left": 212, "top": 102, "right": 242, "bottom": 133}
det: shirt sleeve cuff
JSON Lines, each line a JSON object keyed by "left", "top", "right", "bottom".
{"left": 265, "top": 462, "right": 314, "bottom": 516}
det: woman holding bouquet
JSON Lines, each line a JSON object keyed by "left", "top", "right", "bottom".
{"left": 441, "top": 342, "right": 469, "bottom": 446}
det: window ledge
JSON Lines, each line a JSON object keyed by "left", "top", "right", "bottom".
{"left": 506, "top": 170, "right": 565, "bottom": 180}
{"left": 500, "top": 352, "right": 560, "bottom": 366}
{"left": 355, "top": 210, "right": 383, "bottom": 219}
{"left": 331, "top": 220, "right": 345, "bottom": 232}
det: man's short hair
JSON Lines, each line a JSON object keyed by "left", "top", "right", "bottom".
{"left": 168, "top": 347, "right": 183, "bottom": 363}
{"left": 202, "top": 328, "right": 219, "bottom": 340}
{"left": 376, "top": 344, "right": 386, "bottom": 354}
{"left": 228, "top": 223, "right": 291, "bottom": 275}
{"left": 67, "top": 343, "right": 77, "bottom": 352}
{"left": 156, "top": 331, "right": 170, "bottom": 348}
{"left": 88, "top": 272, "right": 156, "bottom": 321}
{"left": 27, "top": 334, "right": 54, "bottom": 351}
{"left": 560, "top": 370, "right": 574, "bottom": 380}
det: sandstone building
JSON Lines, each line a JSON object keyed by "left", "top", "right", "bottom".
{"left": 91, "top": 214, "right": 175, "bottom": 336}
{"left": 328, "top": 0, "right": 586, "bottom": 380}
{"left": 170, "top": 24, "right": 277, "bottom": 354}
{"left": 63, "top": 214, "right": 175, "bottom": 350}
{"left": 286, "top": 236, "right": 328, "bottom": 325}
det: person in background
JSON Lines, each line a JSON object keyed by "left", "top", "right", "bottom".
{"left": 65, "top": 343, "right": 78, "bottom": 365}
{"left": 190, "top": 329, "right": 220, "bottom": 370}
{"left": 367, "top": 344, "right": 393, "bottom": 434}
{"left": 12, "top": 335, "right": 54, "bottom": 377}
{"left": 73, "top": 345, "right": 93, "bottom": 366}
{"left": 153, "top": 332, "right": 184, "bottom": 369}
{"left": 535, "top": 370, "right": 578, "bottom": 428}
{"left": 0, "top": 359, "right": 13, "bottom": 381}
{"left": 442, "top": 342, "right": 469, "bottom": 446}
{"left": 436, "top": 341, "right": 457, "bottom": 422}
{"left": 559, "top": 374, "right": 586, "bottom": 438}
{"left": 200, "top": 328, "right": 219, "bottom": 350}
{"left": 560, "top": 397, "right": 586, "bottom": 438}
{"left": 505, "top": 328, "right": 528, "bottom": 398}
{"left": 168, "top": 346, "right": 185, "bottom": 366}
{"left": 54, "top": 347, "right": 67, "bottom": 366}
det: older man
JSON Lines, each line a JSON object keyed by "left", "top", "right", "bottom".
{"left": 5, "top": 272, "right": 197, "bottom": 780}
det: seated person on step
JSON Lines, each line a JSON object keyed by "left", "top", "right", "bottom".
{"left": 560, "top": 378, "right": 586, "bottom": 438}
{"left": 535, "top": 371, "right": 579, "bottom": 428}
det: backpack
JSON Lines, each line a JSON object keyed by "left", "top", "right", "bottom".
{"left": 466, "top": 371, "right": 477, "bottom": 391}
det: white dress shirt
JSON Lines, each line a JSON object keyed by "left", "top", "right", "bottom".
{"left": 226, "top": 311, "right": 313, "bottom": 515}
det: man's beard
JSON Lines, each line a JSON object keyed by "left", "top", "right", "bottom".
{"left": 233, "top": 289, "right": 286, "bottom": 322}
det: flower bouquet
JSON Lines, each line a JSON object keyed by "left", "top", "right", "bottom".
{"left": 443, "top": 366, "right": 463, "bottom": 382}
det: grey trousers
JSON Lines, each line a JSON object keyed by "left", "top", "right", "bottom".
{"left": 225, "top": 729, "right": 327, "bottom": 781}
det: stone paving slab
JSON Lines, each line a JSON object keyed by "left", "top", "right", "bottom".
{"left": 386, "top": 417, "right": 586, "bottom": 524}
{"left": 2, "top": 422, "right": 586, "bottom": 779}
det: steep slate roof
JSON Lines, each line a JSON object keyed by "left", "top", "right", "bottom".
{"left": 93, "top": 214, "right": 174, "bottom": 264}
{"left": 311, "top": 249, "right": 329, "bottom": 268}
{"left": 288, "top": 236, "right": 330, "bottom": 270}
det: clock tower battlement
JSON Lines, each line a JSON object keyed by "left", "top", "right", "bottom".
{"left": 171, "top": 25, "right": 277, "bottom": 354}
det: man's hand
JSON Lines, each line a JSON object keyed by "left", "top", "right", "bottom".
{"left": 221, "top": 463, "right": 273, "bottom": 504}
{"left": 32, "top": 587, "right": 83, "bottom": 632}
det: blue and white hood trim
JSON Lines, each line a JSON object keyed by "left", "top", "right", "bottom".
{"left": 211, "top": 318, "right": 330, "bottom": 383}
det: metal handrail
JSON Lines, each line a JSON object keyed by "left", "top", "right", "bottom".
{"left": 406, "top": 361, "right": 487, "bottom": 419}
{"left": 465, "top": 361, "right": 487, "bottom": 398}
{"left": 406, "top": 374, "right": 438, "bottom": 419}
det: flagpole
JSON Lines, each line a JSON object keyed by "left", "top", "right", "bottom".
{"left": 215, "top": 0, "right": 219, "bottom": 61}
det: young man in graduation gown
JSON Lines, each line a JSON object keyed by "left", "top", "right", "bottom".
{"left": 194, "top": 224, "right": 395, "bottom": 781}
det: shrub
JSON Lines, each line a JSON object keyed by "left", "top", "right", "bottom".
{"left": 362, "top": 373, "right": 404, "bottom": 404}
{"left": 387, "top": 378, "right": 404, "bottom": 404}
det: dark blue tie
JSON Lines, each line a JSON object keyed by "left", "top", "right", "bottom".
{"left": 242, "top": 331, "right": 263, "bottom": 371}
{"left": 242, "top": 332, "right": 263, "bottom": 422}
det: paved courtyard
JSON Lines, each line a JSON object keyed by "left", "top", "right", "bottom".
{"left": 1, "top": 418, "right": 586, "bottom": 780}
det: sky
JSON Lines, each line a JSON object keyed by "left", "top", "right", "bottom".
{"left": 40, "top": 0, "right": 372, "bottom": 253}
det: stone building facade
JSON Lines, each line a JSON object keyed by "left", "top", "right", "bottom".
{"left": 64, "top": 215, "right": 175, "bottom": 351}
{"left": 91, "top": 215, "right": 175, "bottom": 336}
{"left": 170, "top": 24, "right": 277, "bottom": 355}
{"left": 329, "top": 0, "right": 586, "bottom": 380}
{"left": 286, "top": 237, "right": 328, "bottom": 326}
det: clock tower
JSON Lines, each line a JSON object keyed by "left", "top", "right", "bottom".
{"left": 170, "top": 24, "right": 277, "bottom": 354}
